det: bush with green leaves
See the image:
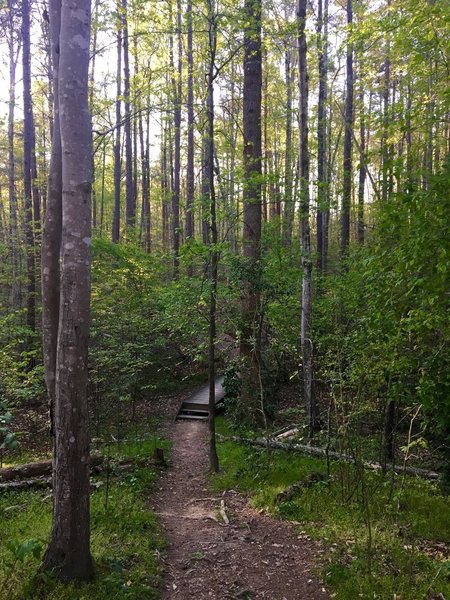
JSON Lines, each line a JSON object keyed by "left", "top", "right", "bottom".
{"left": 313, "top": 164, "right": 450, "bottom": 470}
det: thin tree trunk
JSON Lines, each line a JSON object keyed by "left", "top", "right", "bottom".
{"left": 381, "top": 51, "right": 391, "bottom": 202}
{"left": 185, "top": 0, "right": 195, "bottom": 244}
{"left": 298, "top": 0, "right": 315, "bottom": 436}
{"left": 170, "top": 0, "right": 182, "bottom": 276}
{"left": 22, "top": 0, "right": 36, "bottom": 335}
{"left": 357, "top": 85, "right": 366, "bottom": 244}
{"left": 201, "top": 133, "right": 210, "bottom": 246}
{"left": 316, "top": 0, "right": 328, "bottom": 269}
{"left": 7, "top": 3, "right": 20, "bottom": 310}
{"left": 112, "top": 12, "right": 122, "bottom": 243}
{"left": 139, "top": 106, "right": 151, "bottom": 252}
{"left": 100, "top": 138, "right": 106, "bottom": 234}
{"left": 122, "top": 0, "right": 134, "bottom": 229}
{"left": 206, "top": 0, "right": 219, "bottom": 473}
{"left": 132, "top": 37, "right": 138, "bottom": 229}
{"left": 90, "top": 0, "right": 98, "bottom": 229}
{"left": 41, "top": 0, "right": 62, "bottom": 435}
{"left": 161, "top": 122, "right": 170, "bottom": 250}
{"left": 281, "top": 27, "right": 294, "bottom": 247}
{"left": 340, "top": 0, "right": 353, "bottom": 261}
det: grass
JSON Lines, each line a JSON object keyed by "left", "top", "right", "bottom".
{"left": 212, "top": 417, "right": 450, "bottom": 600}
{"left": 0, "top": 437, "right": 169, "bottom": 600}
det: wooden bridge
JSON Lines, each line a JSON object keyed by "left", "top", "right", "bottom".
{"left": 177, "top": 376, "right": 225, "bottom": 421}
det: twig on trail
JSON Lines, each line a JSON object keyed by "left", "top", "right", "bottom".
{"left": 187, "top": 497, "right": 217, "bottom": 504}
{"left": 220, "top": 498, "right": 230, "bottom": 525}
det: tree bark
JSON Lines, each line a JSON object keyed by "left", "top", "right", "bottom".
{"left": 239, "top": 0, "right": 263, "bottom": 425}
{"left": 41, "top": 0, "right": 94, "bottom": 582}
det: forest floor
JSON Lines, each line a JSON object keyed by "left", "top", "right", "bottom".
{"left": 152, "top": 416, "right": 330, "bottom": 600}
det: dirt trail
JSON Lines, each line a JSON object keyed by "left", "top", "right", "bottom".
{"left": 153, "top": 419, "right": 330, "bottom": 600}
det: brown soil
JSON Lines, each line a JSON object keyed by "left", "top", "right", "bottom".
{"left": 152, "top": 418, "right": 330, "bottom": 600}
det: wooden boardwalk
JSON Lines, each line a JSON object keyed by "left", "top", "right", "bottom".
{"left": 177, "top": 376, "right": 225, "bottom": 421}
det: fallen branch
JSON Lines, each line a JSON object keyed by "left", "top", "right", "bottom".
{"left": 217, "top": 435, "right": 441, "bottom": 481}
{"left": 0, "top": 455, "right": 103, "bottom": 482}
{"left": 0, "top": 456, "right": 165, "bottom": 491}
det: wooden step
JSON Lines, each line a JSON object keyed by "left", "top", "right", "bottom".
{"left": 177, "top": 413, "right": 208, "bottom": 421}
{"left": 176, "top": 376, "right": 225, "bottom": 421}
{"left": 181, "top": 401, "right": 209, "bottom": 412}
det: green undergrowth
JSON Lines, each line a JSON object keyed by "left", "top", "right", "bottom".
{"left": 212, "top": 418, "right": 450, "bottom": 600}
{"left": 0, "top": 437, "right": 168, "bottom": 599}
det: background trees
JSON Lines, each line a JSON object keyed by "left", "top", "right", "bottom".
{"left": 0, "top": 0, "right": 448, "bottom": 587}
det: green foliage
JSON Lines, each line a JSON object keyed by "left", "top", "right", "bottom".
{"left": 6, "top": 538, "right": 43, "bottom": 563}
{"left": 0, "top": 312, "right": 44, "bottom": 406}
{"left": 304, "top": 166, "right": 450, "bottom": 479}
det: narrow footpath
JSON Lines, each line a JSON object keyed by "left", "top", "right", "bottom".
{"left": 152, "top": 417, "right": 330, "bottom": 599}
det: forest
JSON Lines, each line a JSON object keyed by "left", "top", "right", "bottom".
{"left": 0, "top": 0, "right": 449, "bottom": 597}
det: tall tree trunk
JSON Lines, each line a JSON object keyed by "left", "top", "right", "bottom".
{"left": 7, "top": 3, "right": 20, "bottom": 310}
{"left": 41, "top": 0, "right": 62, "bottom": 435}
{"left": 316, "top": 0, "right": 328, "bottom": 269}
{"left": 357, "top": 85, "right": 366, "bottom": 244}
{"left": 112, "top": 12, "right": 122, "bottom": 243}
{"left": 229, "top": 62, "right": 238, "bottom": 253}
{"left": 22, "top": 0, "right": 36, "bottom": 335}
{"left": 381, "top": 51, "right": 391, "bottom": 202}
{"left": 185, "top": 0, "right": 195, "bottom": 244}
{"left": 139, "top": 106, "right": 151, "bottom": 252}
{"left": 122, "top": 0, "right": 134, "bottom": 229}
{"left": 262, "top": 45, "right": 268, "bottom": 223}
{"left": 281, "top": 27, "right": 294, "bottom": 247}
{"left": 41, "top": 0, "right": 94, "bottom": 581}
{"left": 298, "top": 0, "right": 315, "bottom": 436}
{"left": 340, "top": 0, "right": 353, "bottom": 261}
{"left": 170, "top": 0, "right": 182, "bottom": 276}
{"left": 132, "top": 37, "right": 138, "bottom": 228}
{"left": 201, "top": 133, "right": 210, "bottom": 246}
{"left": 90, "top": 0, "right": 98, "bottom": 229}
{"left": 239, "top": 0, "right": 263, "bottom": 425}
{"left": 206, "top": 0, "right": 219, "bottom": 473}
{"left": 405, "top": 81, "right": 413, "bottom": 189}
{"left": 161, "top": 123, "right": 170, "bottom": 250}
{"left": 100, "top": 138, "right": 106, "bottom": 234}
